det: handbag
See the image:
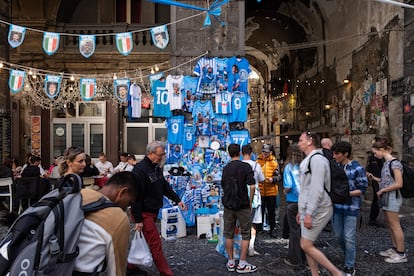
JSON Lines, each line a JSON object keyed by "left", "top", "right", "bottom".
{"left": 127, "top": 231, "right": 153, "bottom": 268}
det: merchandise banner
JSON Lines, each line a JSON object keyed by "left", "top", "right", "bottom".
{"left": 80, "top": 78, "right": 96, "bottom": 100}
{"left": 116, "top": 32, "right": 133, "bottom": 56}
{"left": 114, "top": 78, "right": 130, "bottom": 102}
{"left": 151, "top": 25, "right": 169, "bottom": 50}
{"left": 44, "top": 75, "right": 62, "bottom": 99}
{"left": 42, "top": 32, "right": 60, "bottom": 55}
{"left": 79, "top": 35, "right": 96, "bottom": 58}
{"left": 8, "top": 24, "right": 26, "bottom": 48}
{"left": 8, "top": 70, "right": 25, "bottom": 93}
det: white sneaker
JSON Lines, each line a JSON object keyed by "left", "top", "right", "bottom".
{"left": 384, "top": 252, "right": 407, "bottom": 263}
{"left": 379, "top": 248, "right": 396, "bottom": 257}
{"left": 248, "top": 249, "right": 260, "bottom": 257}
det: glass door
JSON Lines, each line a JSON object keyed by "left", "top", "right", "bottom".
{"left": 51, "top": 121, "right": 105, "bottom": 159}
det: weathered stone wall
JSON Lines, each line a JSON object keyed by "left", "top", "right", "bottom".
{"left": 170, "top": 0, "right": 244, "bottom": 74}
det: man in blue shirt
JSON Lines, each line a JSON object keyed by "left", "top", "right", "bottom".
{"left": 331, "top": 141, "right": 368, "bottom": 276}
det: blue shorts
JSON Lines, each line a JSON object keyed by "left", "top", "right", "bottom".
{"left": 382, "top": 190, "right": 402, "bottom": 213}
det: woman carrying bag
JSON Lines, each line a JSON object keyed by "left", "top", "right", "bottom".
{"left": 370, "top": 137, "right": 407, "bottom": 264}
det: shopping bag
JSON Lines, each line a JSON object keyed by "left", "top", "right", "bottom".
{"left": 127, "top": 231, "right": 153, "bottom": 268}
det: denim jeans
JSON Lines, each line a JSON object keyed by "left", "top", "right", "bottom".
{"left": 332, "top": 212, "right": 357, "bottom": 268}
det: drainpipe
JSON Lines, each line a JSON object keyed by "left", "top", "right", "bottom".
{"left": 313, "top": 3, "right": 327, "bottom": 123}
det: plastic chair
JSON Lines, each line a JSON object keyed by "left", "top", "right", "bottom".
{"left": 0, "top": 177, "right": 13, "bottom": 213}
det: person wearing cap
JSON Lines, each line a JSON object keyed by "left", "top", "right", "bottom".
{"left": 257, "top": 144, "right": 282, "bottom": 238}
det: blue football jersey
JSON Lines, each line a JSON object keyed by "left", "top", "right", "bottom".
{"left": 229, "top": 129, "right": 251, "bottom": 147}
{"left": 166, "top": 115, "right": 185, "bottom": 144}
{"left": 227, "top": 56, "right": 251, "bottom": 93}
{"left": 152, "top": 79, "right": 171, "bottom": 118}
{"left": 183, "top": 124, "right": 196, "bottom": 150}
{"left": 228, "top": 92, "right": 248, "bottom": 123}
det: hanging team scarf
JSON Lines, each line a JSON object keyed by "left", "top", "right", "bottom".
{"left": 8, "top": 24, "right": 26, "bottom": 48}
{"left": 80, "top": 78, "right": 96, "bottom": 100}
{"left": 116, "top": 32, "right": 133, "bottom": 56}
{"left": 42, "top": 32, "right": 60, "bottom": 55}
{"left": 114, "top": 78, "right": 130, "bottom": 102}
{"left": 150, "top": 25, "right": 169, "bottom": 50}
{"left": 8, "top": 70, "right": 26, "bottom": 93}
{"left": 44, "top": 75, "right": 62, "bottom": 99}
{"left": 79, "top": 35, "right": 96, "bottom": 58}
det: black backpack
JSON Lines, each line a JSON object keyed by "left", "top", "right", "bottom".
{"left": 308, "top": 152, "right": 351, "bottom": 204}
{"left": 0, "top": 174, "right": 117, "bottom": 276}
{"left": 389, "top": 159, "right": 414, "bottom": 198}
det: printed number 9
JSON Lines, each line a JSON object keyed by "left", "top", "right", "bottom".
{"left": 172, "top": 123, "right": 179, "bottom": 134}
{"left": 234, "top": 98, "right": 241, "bottom": 110}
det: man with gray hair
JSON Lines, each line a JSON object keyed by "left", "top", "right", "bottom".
{"left": 130, "top": 141, "right": 185, "bottom": 276}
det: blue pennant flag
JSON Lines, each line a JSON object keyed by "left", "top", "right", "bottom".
{"left": 114, "top": 78, "right": 130, "bottom": 102}
{"left": 79, "top": 35, "right": 96, "bottom": 58}
{"left": 8, "top": 25, "right": 26, "bottom": 48}
{"left": 44, "top": 75, "right": 62, "bottom": 99}
{"left": 43, "top": 32, "right": 60, "bottom": 55}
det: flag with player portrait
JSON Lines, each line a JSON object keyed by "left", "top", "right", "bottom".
{"left": 79, "top": 35, "right": 96, "bottom": 58}
{"left": 114, "top": 78, "right": 130, "bottom": 102}
{"left": 44, "top": 75, "right": 62, "bottom": 99}
{"left": 80, "top": 78, "right": 96, "bottom": 100}
{"left": 9, "top": 70, "right": 25, "bottom": 93}
{"left": 116, "top": 32, "right": 133, "bottom": 56}
{"left": 150, "top": 25, "right": 169, "bottom": 50}
{"left": 8, "top": 24, "right": 26, "bottom": 48}
{"left": 43, "top": 32, "right": 60, "bottom": 55}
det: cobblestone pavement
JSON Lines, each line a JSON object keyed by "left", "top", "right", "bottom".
{"left": 2, "top": 192, "right": 414, "bottom": 275}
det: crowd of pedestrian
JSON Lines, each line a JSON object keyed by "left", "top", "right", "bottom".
{"left": 0, "top": 134, "right": 409, "bottom": 275}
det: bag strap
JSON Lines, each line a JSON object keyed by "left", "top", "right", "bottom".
{"left": 388, "top": 158, "right": 398, "bottom": 180}
{"left": 307, "top": 152, "right": 331, "bottom": 196}
{"left": 83, "top": 196, "right": 118, "bottom": 214}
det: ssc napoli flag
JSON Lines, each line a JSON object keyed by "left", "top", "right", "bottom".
{"left": 80, "top": 78, "right": 96, "bottom": 100}
{"left": 151, "top": 25, "right": 169, "bottom": 50}
{"left": 114, "top": 78, "right": 130, "bottom": 102}
{"left": 43, "top": 32, "right": 60, "bottom": 55}
{"left": 79, "top": 35, "right": 96, "bottom": 58}
{"left": 8, "top": 24, "right": 26, "bottom": 48}
{"left": 9, "top": 70, "right": 26, "bottom": 93}
{"left": 116, "top": 32, "right": 133, "bottom": 56}
{"left": 44, "top": 75, "right": 62, "bottom": 99}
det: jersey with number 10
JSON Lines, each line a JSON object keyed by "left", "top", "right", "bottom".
{"left": 167, "top": 115, "right": 185, "bottom": 144}
{"left": 151, "top": 79, "right": 171, "bottom": 118}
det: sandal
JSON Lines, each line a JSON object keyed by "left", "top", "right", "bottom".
{"left": 236, "top": 263, "right": 257, "bottom": 274}
{"left": 226, "top": 262, "right": 236, "bottom": 272}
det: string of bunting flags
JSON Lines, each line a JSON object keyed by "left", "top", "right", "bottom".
{"left": 0, "top": 11, "right": 205, "bottom": 58}
{"left": 2, "top": 51, "right": 208, "bottom": 110}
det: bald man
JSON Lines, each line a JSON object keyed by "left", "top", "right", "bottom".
{"left": 321, "top": 138, "right": 333, "bottom": 160}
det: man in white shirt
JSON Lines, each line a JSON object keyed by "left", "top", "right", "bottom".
{"left": 114, "top": 153, "right": 129, "bottom": 173}
{"left": 95, "top": 152, "right": 114, "bottom": 175}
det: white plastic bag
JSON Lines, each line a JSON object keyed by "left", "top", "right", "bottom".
{"left": 127, "top": 231, "right": 153, "bottom": 268}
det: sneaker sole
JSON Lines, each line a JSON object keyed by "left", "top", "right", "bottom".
{"left": 227, "top": 265, "right": 236, "bottom": 272}
{"left": 384, "top": 257, "right": 407, "bottom": 264}
{"left": 236, "top": 267, "right": 257, "bottom": 274}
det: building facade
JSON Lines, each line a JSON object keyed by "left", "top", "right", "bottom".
{"left": 0, "top": 0, "right": 412, "bottom": 168}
